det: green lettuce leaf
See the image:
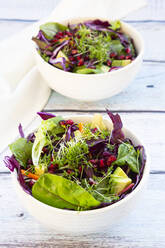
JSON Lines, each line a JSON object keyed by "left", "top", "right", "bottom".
{"left": 110, "top": 20, "right": 121, "bottom": 31}
{"left": 32, "top": 174, "right": 100, "bottom": 210}
{"left": 32, "top": 116, "right": 63, "bottom": 166}
{"left": 9, "top": 138, "right": 32, "bottom": 168}
{"left": 113, "top": 143, "right": 140, "bottom": 173}
{"left": 40, "top": 22, "right": 68, "bottom": 39}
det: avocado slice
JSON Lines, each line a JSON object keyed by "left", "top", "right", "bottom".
{"left": 55, "top": 51, "right": 69, "bottom": 69}
{"left": 56, "top": 51, "right": 69, "bottom": 61}
{"left": 110, "top": 167, "right": 132, "bottom": 195}
{"left": 100, "top": 65, "right": 110, "bottom": 73}
{"left": 111, "top": 59, "right": 131, "bottom": 67}
{"left": 90, "top": 114, "right": 107, "bottom": 130}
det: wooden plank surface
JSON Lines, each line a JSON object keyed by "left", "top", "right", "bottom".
{"left": 0, "top": 0, "right": 165, "bottom": 21}
{"left": 0, "top": 0, "right": 165, "bottom": 247}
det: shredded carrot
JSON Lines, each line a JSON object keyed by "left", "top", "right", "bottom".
{"left": 78, "top": 123, "right": 83, "bottom": 132}
{"left": 21, "top": 169, "right": 39, "bottom": 180}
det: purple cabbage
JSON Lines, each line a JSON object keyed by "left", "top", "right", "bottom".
{"left": 4, "top": 155, "right": 31, "bottom": 195}
{"left": 109, "top": 66, "right": 121, "bottom": 72}
{"left": 37, "top": 112, "right": 56, "bottom": 120}
{"left": 65, "top": 125, "right": 78, "bottom": 142}
{"left": 18, "top": 123, "right": 24, "bottom": 138}
{"left": 50, "top": 40, "right": 69, "bottom": 60}
{"left": 106, "top": 109, "right": 125, "bottom": 144}
{"left": 27, "top": 132, "right": 35, "bottom": 143}
{"left": 49, "top": 57, "right": 68, "bottom": 71}
{"left": 37, "top": 30, "right": 50, "bottom": 44}
{"left": 84, "top": 20, "right": 129, "bottom": 47}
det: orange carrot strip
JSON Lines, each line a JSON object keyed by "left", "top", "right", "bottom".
{"left": 78, "top": 123, "right": 83, "bottom": 132}
{"left": 21, "top": 169, "right": 39, "bottom": 180}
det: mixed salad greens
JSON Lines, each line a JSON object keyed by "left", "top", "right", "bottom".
{"left": 32, "top": 19, "right": 136, "bottom": 74}
{"left": 4, "top": 110, "right": 146, "bottom": 211}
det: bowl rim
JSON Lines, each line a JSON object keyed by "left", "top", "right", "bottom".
{"left": 34, "top": 17, "right": 144, "bottom": 77}
{"left": 13, "top": 114, "right": 149, "bottom": 215}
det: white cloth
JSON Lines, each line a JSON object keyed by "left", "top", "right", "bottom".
{"left": 0, "top": 0, "right": 146, "bottom": 152}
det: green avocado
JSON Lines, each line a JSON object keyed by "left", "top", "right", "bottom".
{"left": 111, "top": 59, "right": 131, "bottom": 67}
{"left": 110, "top": 167, "right": 132, "bottom": 195}
{"left": 55, "top": 51, "right": 69, "bottom": 69}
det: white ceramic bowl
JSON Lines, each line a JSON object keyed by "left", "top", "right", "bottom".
{"left": 12, "top": 115, "right": 149, "bottom": 234}
{"left": 34, "top": 17, "right": 144, "bottom": 101}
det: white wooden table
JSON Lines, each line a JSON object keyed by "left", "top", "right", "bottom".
{"left": 0, "top": 0, "right": 165, "bottom": 247}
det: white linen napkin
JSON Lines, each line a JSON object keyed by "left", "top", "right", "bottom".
{"left": 0, "top": 0, "right": 146, "bottom": 152}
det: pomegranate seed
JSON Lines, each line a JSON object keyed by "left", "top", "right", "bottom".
{"left": 69, "top": 56, "right": 75, "bottom": 61}
{"left": 125, "top": 55, "right": 132, "bottom": 60}
{"left": 78, "top": 59, "right": 84, "bottom": 66}
{"left": 107, "top": 60, "right": 112, "bottom": 66}
{"left": 51, "top": 156, "right": 54, "bottom": 162}
{"left": 110, "top": 52, "right": 116, "bottom": 58}
{"left": 125, "top": 47, "right": 131, "bottom": 54}
{"left": 71, "top": 49, "right": 78, "bottom": 55}
{"left": 66, "top": 119, "right": 74, "bottom": 125}
{"left": 99, "top": 159, "right": 105, "bottom": 168}
{"left": 84, "top": 55, "right": 89, "bottom": 61}
{"left": 77, "top": 55, "right": 82, "bottom": 60}
{"left": 67, "top": 169, "right": 72, "bottom": 174}
{"left": 107, "top": 155, "right": 117, "bottom": 166}
{"left": 60, "top": 121, "right": 66, "bottom": 126}
{"left": 42, "top": 147, "right": 48, "bottom": 153}
{"left": 58, "top": 31, "right": 63, "bottom": 36}
{"left": 52, "top": 39, "right": 58, "bottom": 43}
{"left": 118, "top": 55, "right": 125, "bottom": 60}
{"left": 29, "top": 180, "right": 35, "bottom": 187}
{"left": 66, "top": 31, "right": 72, "bottom": 36}
{"left": 79, "top": 166, "right": 82, "bottom": 173}
{"left": 49, "top": 164, "right": 54, "bottom": 170}
{"left": 77, "top": 34, "right": 81, "bottom": 39}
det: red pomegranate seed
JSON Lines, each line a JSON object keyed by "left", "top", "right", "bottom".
{"left": 107, "top": 60, "right": 112, "bottom": 66}
{"left": 78, "top": 59, "right": 84, "bottom": 66}
{"left": 58, "top": 31, "right": 63, "bottom": 36}
{"left": 125, "top": 47, "right": 131, "bottom": 54}
{"left": 69, "top": 56, "right": 75, "bottom": 61}
{"left": 66, "top": 31, "right": 72, "bottom": 36}
{"left": 67, "top": 169, "right": 72, "bottom": 174}
{"left": 52, "top": 39, "right": 58, "bottom": 43}
{"left": 79, "top": 166, "right": 82, "bottom": 173}
{"left": 110, "top": 52, "right": 116, "bottom": 58}
{"left": 84, "top": 55, "right": 89, "bottom": 61}
{"left": 49, "top": 164, "right": 54, "bottom": 170}
{"left": 60, "top": 121, "right": 66, "bottom": 126}
{"left": 99, "top": 159, "right": 105, "bottom": 168}
{"left": 77, "top": 55, "right": 82, "bottom": 60}
{"left": 118, "top": 55, "right": 125, "bottom": 60}
{"left": 125, "top": 55, "right": 132, "bottom": 60}
{"left": 77, "top": 34, "right": 81, "bottom": 39}
{"left": 71, "top": 49, "right": 78, "bottom": 55}
{"left": 51, "top": 156, "right": 54, "bottom": 162}
{"left": 42, "top": 147, "right": 47, "bottom": 153}
{"left": 107, "top": 155, "right": 117, "bottom": 166}
{"left": 66, "top": 119, "right": 74, "bottom": 125}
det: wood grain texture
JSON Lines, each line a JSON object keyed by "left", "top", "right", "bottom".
{"left": 0, "top": 173, "right": 165, "bottom": 248}
{"left": 0, "top": 0, "right": 165, "bottom": 247}
{"left": 0, "top": 0, "right": 164, "bottom": 21}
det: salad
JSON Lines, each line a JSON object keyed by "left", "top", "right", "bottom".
{"left": 32, "top": 19, "right": 136, "bottom": 74}
{"left": 4, "top": 110, "right": 146, "bottom": 211}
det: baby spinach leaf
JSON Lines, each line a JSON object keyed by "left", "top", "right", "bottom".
{"left": 40, "top": 22, "right": 68, "bottom": 39}
{"left": 9, "top": 138, "right": 32, "bottom": 168}
{"left": 32, "top": 174, "right": 100, "bottom": 210}
{"left": 113, "top": 143, "right": 140, "bottom": 173}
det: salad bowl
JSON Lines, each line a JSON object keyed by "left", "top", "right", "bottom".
{"left": 34, "top": 17, "right": 144, "bottom": 101}
{"left": 11, "top": 114, "right": 149, "bottom": 234}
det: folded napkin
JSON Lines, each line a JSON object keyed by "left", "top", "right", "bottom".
{"left": 0, "top": 0, "right": 146, "bottom": 152}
